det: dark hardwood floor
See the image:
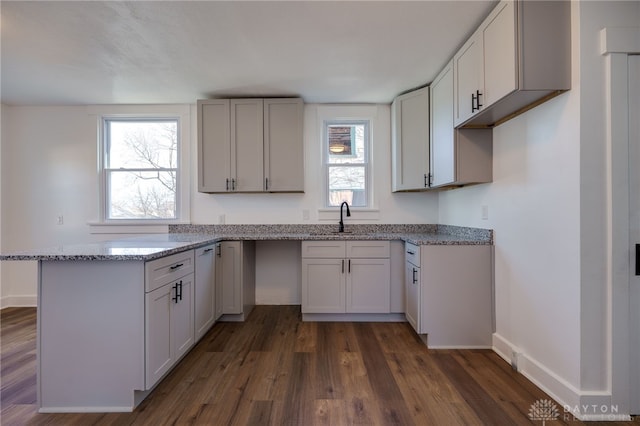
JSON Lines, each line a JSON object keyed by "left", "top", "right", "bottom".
{"left": 1, "top": 306, "right": 637, "bottom": 425}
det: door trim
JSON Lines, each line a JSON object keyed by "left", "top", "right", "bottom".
{"left": 601, "top": 27, "right": 640, "bottom": 416}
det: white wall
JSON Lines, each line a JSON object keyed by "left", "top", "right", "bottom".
{"left": 0, "top": 103, "right": 438, "bottom": 306}
{"left": 438, "top": 0, "right": 640, "bottom": 412}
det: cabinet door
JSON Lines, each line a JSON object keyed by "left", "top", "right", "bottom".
{"left": 264, "top": 98, "right": 304, "bottom": 192}
{"left": 421, "top": 246, "right": 493, "bottom": 348}
{"left": 301, "top": 258, "right": 345, "bottom": 313}
{"left": 454, "top": 33, "right": 484, "bottom": 126}
{"left": 198, "top": 99, "right": 231, "bottom": 192}
{"left": 172, "top": 275, "right": 195, "bottom": 360}
{"left": 405, "top": 261, "right": 420, "bottom": 332}
{"left": 214, "top": 243, "right": 224, "bottom": 320}
{"left": 145, "top": 284, "right": 173, "bottom": 389}
{"left": 482, "top": 0, "right": 516, "bottom": 107}
{"left": 231, "top": 99, "right": 264, "bottom": 192}
{"left": 430, "top": 61, "right": 456, "bottom": 187}
{"left": 391, "top": 87, "right": 430, "bottom": 191}
{"left": 221, "top": 241, "right": 242, "bottom": 314}
{"left": 347, "top": 258, "right": 390, "bottom": 313}
{"left": 195, "top": 245, "right": 216, "bottom": 341}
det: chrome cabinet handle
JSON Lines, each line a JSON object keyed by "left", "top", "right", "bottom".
{"left": 412, "top": 268, "right": 418, "bottom": 284}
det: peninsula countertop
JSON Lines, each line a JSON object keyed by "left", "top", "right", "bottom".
{"left": 0, "top": 224, "right": 493, "bottom": 261}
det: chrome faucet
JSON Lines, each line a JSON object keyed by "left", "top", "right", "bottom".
{"left": 339, "top": 201, "right": 351, "bottom": 233}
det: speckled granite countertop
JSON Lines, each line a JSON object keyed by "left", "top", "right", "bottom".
{"left": 0, "top": 224, "right": 492, "bottom": 261}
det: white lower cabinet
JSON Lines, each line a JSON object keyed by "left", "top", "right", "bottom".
{"left": 215, "top": 241, "right": 256, "bottom": 320}
{"left": 144, "top": 251, "right": 195, "bottom": 390}
{"left": 301, "top": 241, "right": 390, "bottom": 314}
{"left": 405, "top": 262, "right": 420, "bottom": 330}
{"left": 195, "top": 244, "right": 216, "bottom": 341}
{"left": 301, "top": 258, "right": 345, "bottom": 313}
{"left": 404, "top": 242, "right": 493, "bottom": 348}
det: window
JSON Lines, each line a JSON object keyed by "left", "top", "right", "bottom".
{"left": 323, "top": 120, "right": 370, "bottom": 207}
{"left": 102, "top": 118, "right": 180, "bottom": 220}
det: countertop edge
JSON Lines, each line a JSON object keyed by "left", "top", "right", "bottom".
{"left": 0, "top": 232, "right": 492, "bottom": 262}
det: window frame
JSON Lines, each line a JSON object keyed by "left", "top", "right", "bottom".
{"left": 322, "top": 119, "right": 371, "bottom": 209}
{"left": 97, "top": 110, "right": 190, "bottom": 225}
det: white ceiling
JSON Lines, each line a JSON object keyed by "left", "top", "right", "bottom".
{"left": 0, "top": 1, "right": 496, "bottom": 106}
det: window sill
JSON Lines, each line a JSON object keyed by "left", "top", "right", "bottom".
{"left": 317, "top": 208, "right": 380, "bottom": 221}
{"left": 87, "top": 221, "right": 189, "bottom": 235}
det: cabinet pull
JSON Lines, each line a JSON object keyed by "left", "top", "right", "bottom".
{"left": 170, "top": 263, "right": 184, "bottom": 270}
{"left": 472, "top": 90, "right": 483, "bottom": 113}
{"left": 226, "top": 178, "right": 230, "bottom": 191}
{"left": 412, "top": 268, "right": 418, "bottom": 284}
{"left": 178, "top": 280, "right": 183, "bottom": 301}
{"left": 265, "top": 177, "right": 269, "bottom": 191}
{"left": 428, "top": 173, "right": 433, "bottom": 187}
{"left": 216, "top": 245, "right": 221, "bottom": 257}
{"left": 348, "top": 259, "right": 351, "bottom": 273}
{"left": 407, "top": 250, "right": 415, "bottom": 255}
{"left": 424, "top": 173, "right": 428, "bottom": 187}
{"left": 172, "top": 284, "right": 179, "bottom": 303}
{"left": 342, "top": 259, "right": 345, "bottom": 274}
{"left": 232, "top": 178, "right": 236, "bottom": 191}
{"left": 203, "top": 248, "right": 214, "bottom": 253}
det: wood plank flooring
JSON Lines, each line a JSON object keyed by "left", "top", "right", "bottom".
{"left": 1, "top": 305, "right": 637, "bottom": 425}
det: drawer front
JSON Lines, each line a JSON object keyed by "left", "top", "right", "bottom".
{"left": 301, "top": 241, "right": 346, "bottom": 258}
{"left": 405, "top": 242, "right": 420, "bottom": 267}
{"left": 145, "top": 250, "right": 195, "bottom": 292}
{"left": 346, "top": 241, "right": 390, "bottom": 258}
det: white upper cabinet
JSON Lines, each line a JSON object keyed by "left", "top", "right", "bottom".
{"left": 198, "top": 97, "right": 304, "bottom": 193}
{"left": 198, "top": 99, "right": 230, "bottom": 193}
{"left": 482, "top": 0, "right": 516, "bottom": 107}
{"left": 453, "top": 0, "right": 570, "bottom": 128}
{"left": 453, "top": 34, "right": 484, "bottom": 127}
{"left": 263, "top": 98, "right": 304, "bottom": 192}
{"left": 231, "top": 99, "right": 264, "bottom": 192}
{"left": 431, "top": 60, "right": 493, "bottom": 189}
{"left": 391, "top": 86, "right": 430, "bottom": 191}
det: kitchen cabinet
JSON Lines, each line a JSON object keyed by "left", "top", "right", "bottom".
{"left": 198, "top": 98, "right": 304, "bottom": 193}
{"left": 404, "top": 242, "right": 420, "bottom": 330}
{"left": 391, "top": 86, "right": 430, "bottom": 191}
{"left": 194, "top": 244, "right": 216, "bottom": 341}
{"left": 264, "top": 98, "right": 304, "bottom": 192}
{"left": 230, "top": 99, "right": 264, "bottom": 192}
{"left": 453, "top": 0, "right": 570, "bottom": 128}
{"left": 301, "top": 241, "right": 390, "bottom": 314}
{"left": 430, "top": 60, "right": 493, "bottom": 188}
{"left": 144, "top": 251, "right": 195, "bottom": 389}
{"left": 405, "top": 243, "right": 493, "bottom": 348}
{"left": 214, "top": 243, "right": 224, "bottom": 320}
{"left": 216, "top": 241, "right": 256, "bottom": 321}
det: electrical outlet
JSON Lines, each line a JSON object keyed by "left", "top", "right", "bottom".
{"left": 218, "top": 214, "right": 225, "bottom": 224}
{"left": 481, "top": 205, "right": 489, "bottom": 220}
{"left": 57, "top": 215, "right": 64, "bottom": 225}
{"left": 302, "top": 209, "right": 310, "bottom": 221}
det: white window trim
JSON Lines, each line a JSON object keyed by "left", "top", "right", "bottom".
{"left": 316, "top": 105, "right": 379, "bottom": 221}
{"left": 88, "top": 105, "right": 191, "bottom": 230}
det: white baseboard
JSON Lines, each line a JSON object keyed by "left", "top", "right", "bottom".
{"left": 1, "top": 295, "right": 37, "bottom": 309}
{"left": 492, "top": 333, "right": 632, "bottom": 421}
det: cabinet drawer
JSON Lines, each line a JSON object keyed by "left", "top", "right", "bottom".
{"left": 405, "top": 242, "right": 420, "bottom": 266}
{"left": 346, "top": 241, "right": 390, "bottom": 258}
{"left": 301, "top": 241, "right": 346, "bottom": 258}
{"left": 145, "top": 250, "right": 195, "bottom": 292}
